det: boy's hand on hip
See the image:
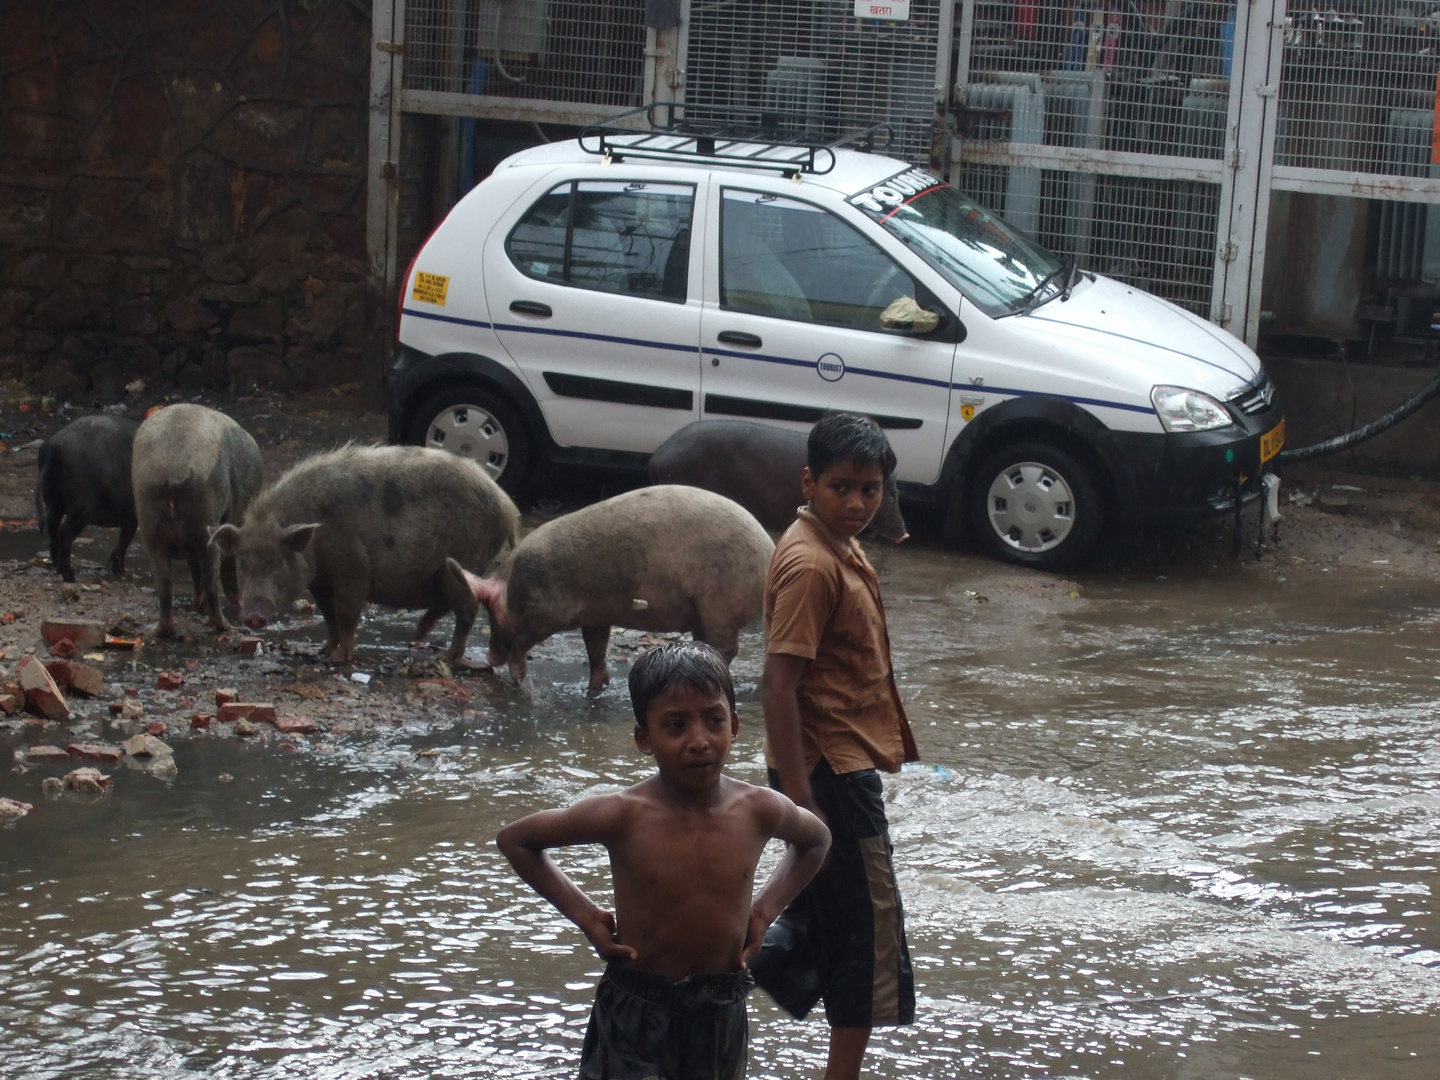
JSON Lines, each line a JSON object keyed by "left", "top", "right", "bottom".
{"left": 581, "top": 908, "right": 637, "bottom": 963}
{"left": 740, "top": 908, "right": 773, "bottom": 967}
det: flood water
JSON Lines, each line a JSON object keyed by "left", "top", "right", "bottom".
{"left": 2, "top": 543, "right": 1439, "bottom": 1079}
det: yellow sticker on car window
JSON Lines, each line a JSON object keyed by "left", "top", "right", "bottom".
{"left": 411, "top": 272, "right": 450, "bottom": 306}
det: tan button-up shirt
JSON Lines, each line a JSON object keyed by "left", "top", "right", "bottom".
{"left": 764, "top": 507, "right": 919, "bottom": 775}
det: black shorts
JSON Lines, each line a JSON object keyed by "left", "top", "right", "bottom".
{"left": 749, "top": 758, "right": 915, "bottom": 1029}
{"left": 579, "top": 963, "right": 754, "bottom": 1080}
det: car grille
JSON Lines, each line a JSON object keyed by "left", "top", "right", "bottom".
{"left": 1228, "top": 373, "right": 1276, "bottom": 416}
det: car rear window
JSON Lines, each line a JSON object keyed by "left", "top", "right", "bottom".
{"left": 507, "top": 180, "right": 695, "bottom": 302}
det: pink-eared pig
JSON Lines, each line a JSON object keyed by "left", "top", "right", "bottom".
{"left": 456, "top": 485, "right": 774, "bottom": 693}
{"left": 212, "top": 444, "right": 519, "bottom": 662}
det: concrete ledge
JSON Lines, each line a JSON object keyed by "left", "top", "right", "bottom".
{"left": 1265, "top": 356, "right": 1440, "bottom": 481}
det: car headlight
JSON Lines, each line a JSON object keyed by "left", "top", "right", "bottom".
{"left": 1151, "top": 385, "right": 1233, "bottom": 432}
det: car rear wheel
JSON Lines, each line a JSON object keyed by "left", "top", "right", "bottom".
{"left": 968, "top": 441, "right": 1102, "bottom": 570}
{"left": 408, "top": 386, "right": 532, "bottom": 495}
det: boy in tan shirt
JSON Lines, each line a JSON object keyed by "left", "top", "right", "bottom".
{"left": 750, "top": 413, "right": 919, "bottom": 1080}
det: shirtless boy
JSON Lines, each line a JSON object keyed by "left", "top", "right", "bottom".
{"left": 497, "top": 640, "right": 831, "bottom": 1080}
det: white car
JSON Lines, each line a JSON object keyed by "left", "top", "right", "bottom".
{"left": 387, "top": 124, "right": 1284, "bottom": 569}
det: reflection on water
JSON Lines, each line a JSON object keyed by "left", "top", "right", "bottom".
{"left": 3, "top": 548, "right": 1439, "bottom": 1078}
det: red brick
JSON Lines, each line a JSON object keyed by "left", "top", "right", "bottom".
{"left": 66, "top": 741, "right": 122, "bottom": 763}
{"left": 215, "top": 687, "right": 238, "bottom": 709}
{"left": 47, "top": 638, "right": 75, "bottom": 658}
{"left": 190, "top": 713, "right": 213, "bottom": 729}
{"left": 40, "top": 618, "right": 105, "bottom": 649}
{"left": 0, "top": 693, "right": 19, "bottom": 715}
{"left": 25, "top": 744, "right": 72, "bottom": 764}
{"left": 145, "top": 721, "right": 166, "bottom": 736}
{"left": 274, "top": 715, "right": 316, "bottom": 734}
{"left": 155, "top": 671, "right": 183, "bottom": 691}
{"left": 237, "top": 636, "right": 264, "bottom": 656}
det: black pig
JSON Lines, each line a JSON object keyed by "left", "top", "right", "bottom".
{"left": 35, "top": 414, "right": 140, "bottom": 582}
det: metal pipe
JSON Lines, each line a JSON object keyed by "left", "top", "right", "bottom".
{"left": 1276, "top": 370, "right": 1440, "bottom": 464}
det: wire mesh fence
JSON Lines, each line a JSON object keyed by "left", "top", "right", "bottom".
{"left": 956, "top": 164, "right": 1220, "bottom": 313}
{"left": 1276, "top": 2, "right": 1440, "bottom": 174}
{"left": 683, "top": 0, "right": 943, "bottom": 168}
{"left": 403, "top": 0, "right": 647, "bottom": 107}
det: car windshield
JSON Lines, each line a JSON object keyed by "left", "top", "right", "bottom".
{"left": 849, "top": 171, "right": 1063, "bottom": 317}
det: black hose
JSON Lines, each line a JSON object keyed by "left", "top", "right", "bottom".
{"left": 1276, "top": 370, "right": 1440, "bottom": 464}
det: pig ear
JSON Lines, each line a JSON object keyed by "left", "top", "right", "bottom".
{"left": 281, "top": 523, "right": 321, "bottom": 552}
{"left": 449, "top": 557, "right": 502, "bottom": 609}
{"left": 210, "top": 523, "right": 240, "bottom": 554}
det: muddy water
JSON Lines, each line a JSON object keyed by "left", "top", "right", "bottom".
{"left": 2, "top": 544, "right": 1439, "bottom": 1079}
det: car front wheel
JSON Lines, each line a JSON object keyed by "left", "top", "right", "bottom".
{"left": 408, "top": 386, "right": 531, "bottom": 494}
{"left": 968, "top": 441, "right": 1102, "bottom": 570}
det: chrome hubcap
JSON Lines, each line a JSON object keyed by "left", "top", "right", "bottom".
{"left": 425, "top": 404, "right": 509, "bottom": 480}
{"left": 986, "top": 461, "right": 1075, "bottom": 553}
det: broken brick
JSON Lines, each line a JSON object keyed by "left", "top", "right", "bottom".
{"left": 25, "top": 744, "right": 72, "bottom": 764}
{"left": 44, "top": 659, "right": 72, "bottom": 689}
{"left": 47, "top": 638, "right": 75, "bottom": 658}
{"left": 274, "top": 716, "right": 317, "bottom": 735}
{"left": 66, "top": 663, "right": 104, "bottom": 698}
{"left": 215, "top": 687, "right": 238, "bottom": 709}
{"left": 18, "top": 656, "right": 69, "bottom": 719}
{"left": 154, "top": 671, "right": 183, "bottom": 691}
{"left": 41, "top": 618, "right": 105, "bottom": 650}
{"left": 218, "top": 702, "right": 276, "bottom": 724}
{"left": 0, "top": 693, "right": 18, "bottom": 715}
{"left": 190, "top": 713, "right": 213, "bottom": 729}
{"left": 67, "top": 741, "right": 122, "bottom": 763}
{"left": 63, "top": 767, "right": 112, "bottom": 792}
{"left": 237, "top": 637, "right": 264, "bottom": 656}
{"left": 145, "top": 721, "right": 166, "bottom": 736}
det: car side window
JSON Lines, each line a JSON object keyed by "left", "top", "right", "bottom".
{"left": 506, "top": 180, "right": 694, "bottom": 302}
{"left": 720, "top": 188, "right": 918, "bottom": 331}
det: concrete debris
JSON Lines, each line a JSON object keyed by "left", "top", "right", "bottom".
{"left": 40, "top": 776, "right": 62, "bottom": 796}
{"left": 122, "top": 733, "right": 172, "bottom": 758}
{"left": 0, "top": 796, "right": 32, "bottom": 820}
{"left": 63, "top": 767, "right": 112, "bottom": 792}
{"left": 0, "top": 693, "right": 19, "bottom": 715}
{"left": 145, "top": 755, "right": 178, "bottom": 779}
{"left": 217, "top": 772, "right": 234, "bottom": 783}
{"left": 18, "top": 656, "right": 69, "bottom": 719}
{"left": 233, "top": 718, "right": 257, "bottom": 737}
{"left": 67, "top": 663, "right": 104, "bottom": 697}
{"left": 120, "top": 696, "right": 143, "bottom": 721}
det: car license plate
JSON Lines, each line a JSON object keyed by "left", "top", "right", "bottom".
{"left": 1259, "top": 419, "right": 1285, "bottom": 465}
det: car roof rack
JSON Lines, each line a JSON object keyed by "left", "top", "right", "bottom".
{"left": 578, "top": 103, "right": 893, "bottom": 178}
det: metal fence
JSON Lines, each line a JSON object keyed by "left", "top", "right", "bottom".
{"left": 683, "top": 0, "right": 946, "bottom": 169}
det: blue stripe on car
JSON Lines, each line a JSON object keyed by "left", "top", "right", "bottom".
{"left": 402, "top": 308, "right": 1155, "bottom": 416}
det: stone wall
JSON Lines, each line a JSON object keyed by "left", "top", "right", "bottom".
{"left": 0, "top": 0, "right": 372, "bottom": 400}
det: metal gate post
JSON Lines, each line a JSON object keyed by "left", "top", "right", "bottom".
{"left": 949, "top": 0, "right": 976, "bottom": 185}
{"left": 931, "top": 0, "right": 957, "bottom": 177}
{"left": 1214, "top": 0, "right": 1286, "bottom": 347}
{"left": 643, "top": 1, "right": 690, "bottom": 116}
{"left": 365, "top": 0, "right": 405, "bottom": 402}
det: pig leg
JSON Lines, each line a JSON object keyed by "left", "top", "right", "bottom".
{"left": 411, "top": 606, "right": 445, "bottom": 648}
{"left": 52, "top": 509, "right": 87, "bottom": 584}
{"left": 696, "top": 624, "right": 741, "bottom": 666}
{"left": 581, "top": 626, "right": 612, "bottom": 694}
{"left": 109, "top": 520, "right": 136, "bottom": 576}
{"left": 219, "top": 553, "right": 240, "bottom": 616}
{"left": 151, "top": 545, "right": 176, "bottom": 638}
{"left": 188, "top": 540, "right": 227, "bottom": 632}
{"left": 309, "top": 579, "right": 342, "bottom": 656}
{"left": 439, "top": 561, "right": 481, "bottom": 662}
{"left": 323, "top": 584, "right": 367, "bottom": 663}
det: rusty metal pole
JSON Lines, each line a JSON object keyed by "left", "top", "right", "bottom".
{"left": 364, "top": 0, "right": 405, "bottom": 409}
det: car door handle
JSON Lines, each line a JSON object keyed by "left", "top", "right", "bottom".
{"left": 509, "top": 300, "right": 552, "bottom": 317}
{"left": 717, "top": 331, "right": 761, "bottom": 347}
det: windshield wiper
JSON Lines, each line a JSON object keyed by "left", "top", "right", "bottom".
{"left": 1061, "top": 256, "right": 1081, "bottom": 301}
{"left": 1019, "top": 260, "right": 1068, "bottom": 314}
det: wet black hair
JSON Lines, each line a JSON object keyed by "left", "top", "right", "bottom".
{"left": 807, "top": 412, "right": 897, "bottom": 479}
{"left": 628, "top": 640, "right": 736, "bottom": 727}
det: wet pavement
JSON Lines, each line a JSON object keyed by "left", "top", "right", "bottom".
{"left": 2, "top": 538, "right": 1439, "bottom": 1078}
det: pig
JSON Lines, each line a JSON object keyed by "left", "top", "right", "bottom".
{"left": 35, "top": 414, "right": 140, "bottom": 582}
{"left": 648, "top": 419, "right": 909, "bottom": 541}
{"left": 457, "top": 484, "right": 775, "bottom": 693}
{"left": 132, "top": 404, "right": 263, "bottom": 636}
{"left": 211, "top": 444, "right": 520, "bottom": 663}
